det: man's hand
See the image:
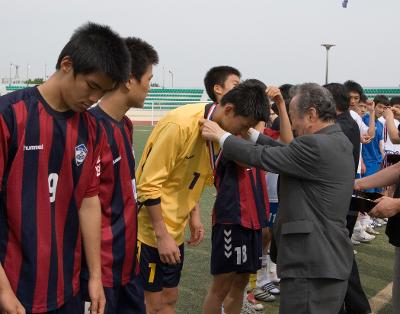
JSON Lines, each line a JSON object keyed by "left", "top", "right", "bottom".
{"left": 0, "top": 288, "right": 25, "bottom": 314}
{"left": 366, "top": 100, "right": 375, "bottom": 114}
{"left": 354, "top": 179, "right": 362, "bottom": 191}
{"left": 187, "top": 209, "right": 204, "bottom": 246}
{"left": 199, "top": 118, "right": 227, "bottom": 142}
{"left": 361, "top": 134, "right": 372, "bottom": 144}
{"left": 369, "top": 196, "right": 400, "bottom": 218}
{"left": 383, "top": 108, "right": 394, "bottom": 120}
{"left": 157, "top": 233, "right": 181, "bottom": 264}
{"left": 88, "top": 277, "right": 105, "bottom": 314}
{"left": 266, "top": 86, "right": 284, "bottom": 106}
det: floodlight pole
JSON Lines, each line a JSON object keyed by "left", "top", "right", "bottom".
{"left": 169, "top": 70, "right": 174, "bottom": 88}
{"left": 321, "top": 44, "right": 335, "bottom": 85}
{"left": 9, "top": 62, "right": 13, "bottom": 86}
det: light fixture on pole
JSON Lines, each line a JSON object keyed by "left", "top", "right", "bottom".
{"left": 9, "top": 62, "right": 13, "bottom": 86}
{"left": 27, "top": 64, "right": 31, "bottom": 84}
{"left": 169, "top": 70, "right": 174, "bottom": 88}
{"left": 321, "top": 44, "right": 335, "bottom": 85}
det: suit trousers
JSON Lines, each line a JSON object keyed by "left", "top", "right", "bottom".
{"left": 394, "top": 247, "right": 400, "bottom": 313}
{"left": 340, "top": 208, "right": 371, "bottom": 314}
{"left": 280, "top": 278, "right": 348, "bottom": 314}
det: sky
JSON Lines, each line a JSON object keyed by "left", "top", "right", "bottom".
{"left": 0, "top": 0, "right": 399, "bottom": 88}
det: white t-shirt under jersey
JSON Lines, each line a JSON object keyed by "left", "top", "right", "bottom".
{"left": 378, "top": 116, "right": 400, "bottom": 154}
{"left": 350, "top": 110, "right": 369, "bottom": 174}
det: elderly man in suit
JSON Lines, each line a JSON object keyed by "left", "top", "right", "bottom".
{"left": 200, "top": 83, "right": 354, "bottom": 314}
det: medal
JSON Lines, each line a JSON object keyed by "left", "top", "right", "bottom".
{"left": 206, "top": 174, "right": 215, "bottom": 186}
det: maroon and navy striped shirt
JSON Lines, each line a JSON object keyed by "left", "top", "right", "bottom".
{"left": 0, "top": 87, "right": 103, "bottom": 312}
{"left": 83, "top": 106, "right": 138, "bottom": 288}
{"left": 213, "top": 157, "right": 270, "bottom": 230}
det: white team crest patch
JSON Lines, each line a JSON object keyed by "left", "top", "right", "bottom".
{"left": 75, "top": 144, "right": 88, "bottom": 166}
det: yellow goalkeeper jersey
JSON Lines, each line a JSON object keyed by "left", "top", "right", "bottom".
{"left": 137, "top": 103, "right": 217, "bottom": 247}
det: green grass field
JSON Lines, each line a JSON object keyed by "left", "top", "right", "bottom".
{"left": 133, "top": 125, "right": 395, "bottom": 314}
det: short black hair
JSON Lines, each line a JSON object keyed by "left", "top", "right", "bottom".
{"left": 291, "top": 83, "right": 336, "bottom": 122}
{"left": 56, "top": 22, "right": 131, "bottom": 84}
{"left": 390, "top": 96, "right": 400, "bottom": 106}
{"left": 374, "top": 94, "right": 389, "bottom": 106}
{"left": 220, "top": 79, "right": 269, "bottom": 122}
{"left": 344, "top": 80, "right": 364, "bottom": 98}
{"left": 204, "top": 66, "right": 241, "bottom": 102}
{"left": 360, "top": 94, "right": 368, "bottom": 103}
{"left": 125, "top": 37, "right": 159, "bottom": 81}
{"left": 324, "top": 83, "right": 350, "bottom": 112}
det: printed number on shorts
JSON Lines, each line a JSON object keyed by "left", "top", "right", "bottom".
{"left": 234, "top": 245, "right": 247, "bottom": 265}
{"left": 48, "top": 173, "right": 59, "bottom": 203}
{"left": 148, "top": 263, "right": 156, "bottom": 283}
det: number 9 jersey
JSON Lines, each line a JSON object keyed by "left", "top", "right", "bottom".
{"left": 136, "top": 103, "right": 216, "bottom": 248}
{"left": 0, "top": 87, "right": 103, "bottom": 313}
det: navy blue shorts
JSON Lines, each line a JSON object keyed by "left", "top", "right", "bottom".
{"left": 138, "top": 241, "right": 184, "bottom": 292}
{"left": 27, "top": 293, "right": 82, "bottom": 314}
{"left": 81, "top": 275, "right": 145, "bottom": 314}
{"left": 211, "top": 224, "right": 262, "bottom": 275}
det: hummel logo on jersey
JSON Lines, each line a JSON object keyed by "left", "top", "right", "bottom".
{"left": 75, "top": 144, "right": 88, "bottom": 166}
{"left": 185, "top": 155, "right": 195, "bottom": 160}
{"left": 24, "top": 144, "right": 43, "bottom": 151}
{"left": 113, "top": 156, "right": 122, "bottom": 165}
{"left": 224, "top": 229, "right": 232, "bottom": 258}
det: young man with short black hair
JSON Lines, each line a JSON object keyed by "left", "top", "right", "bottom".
{"left": 0, "top": 22, "right": 131, "bottom": 314}
{"left": 80, "top": 37, "right": 159, "bottom": 314}
{"left": 136, "top": 67, "right": 269, "bottom": 314}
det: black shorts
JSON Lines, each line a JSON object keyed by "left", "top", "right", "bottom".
{"left": 211, "top": 224, "right": 262, "bottom": 275}
{"left": 81, "top": 274, "right": 145, "bottom": 314}
{"left": 138, "top": 241, "right": 184, "bottom": 292}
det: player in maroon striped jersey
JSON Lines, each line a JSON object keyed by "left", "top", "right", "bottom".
{"left": 0, "top": 22, "right": 130, "bottom": 314}
{"left": 81, "top": 37, "right": 158, "bottom": 314}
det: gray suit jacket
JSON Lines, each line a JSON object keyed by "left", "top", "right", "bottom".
{"left": 223, "top": 124, "right": 354, "bottom": 280}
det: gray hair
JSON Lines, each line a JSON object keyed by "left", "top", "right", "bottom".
{"left": 290, "top": 83, "right": 336, "bottom": 122}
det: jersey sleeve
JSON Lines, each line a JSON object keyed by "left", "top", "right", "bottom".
{"left": 83, "top": 124, "right": 105, "bottom": 198}
{"left": 137, "top": 122, "right": 186, "bottom": 205}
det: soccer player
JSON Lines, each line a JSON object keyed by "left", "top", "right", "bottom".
{"left": 361, "top": 97, "right": 385, "bottom": 191}
{"left": 202, "top": 82, "right": 285, "bottom": 314}
{"left": 0, "top": 23, "right": 131, "bottom": 314}
{"left": 136, "top": 70, "right": 268, "bottom": 314}
{"left": 80, "top": 37, "right": 159, "bottom": 314}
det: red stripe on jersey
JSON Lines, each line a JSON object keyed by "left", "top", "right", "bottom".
{"left": 119, "top": 126, "right": 136, "bottom": 285}
{"left": 0, "top": 116, "right": 11, "bottom": 184}
{"left": 263, "top": 128, "right": 280, "bottom": 140}
{"left": 3, "top": 101, "right": 27, "bottom": 292}
{"left": 32, "top": 103, "right": 53, "bottom": 308}
{"left": 237, "top": 168, "right": 258, "bottom": 228}
{"left": 99, "top": 131, "right": 115, "bottom": 286}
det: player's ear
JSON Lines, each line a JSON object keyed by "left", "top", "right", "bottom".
{"left": 214, "top": 84, "right": 223, "bottom": 100}
{"left": 124, "top": 75, "right": 136, "bottom": 90}
{"left": 59, "top": 56, "right": 73, "bottom": 74}
{"left": 223, "top": 103, "right": 235, "bottom": 115}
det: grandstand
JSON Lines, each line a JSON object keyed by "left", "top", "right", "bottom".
{"left": 2, "top": 84, "right": 400, "bottom": 124}
{"left": 128, "top": 87, "right": 210, "bottom": 124}
{"left": 128, "top": 86, "right": 400, "bottom": 124}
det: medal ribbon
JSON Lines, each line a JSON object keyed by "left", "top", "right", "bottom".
{"left": 206, "top": 104, "right": 223, "bottom": 171}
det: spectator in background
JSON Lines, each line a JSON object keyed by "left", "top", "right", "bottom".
{"left": 324, "top": 83, "right": 372, "bottom": 314}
